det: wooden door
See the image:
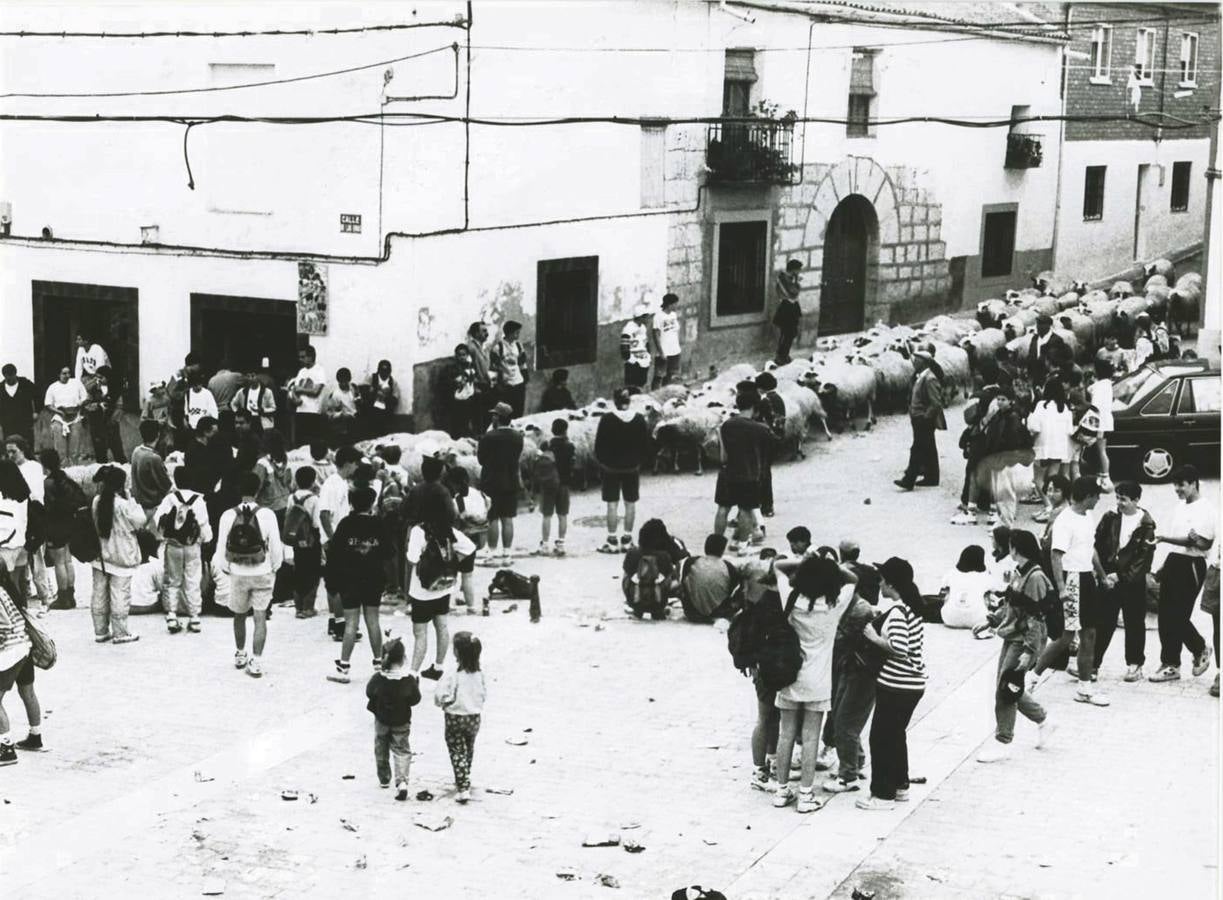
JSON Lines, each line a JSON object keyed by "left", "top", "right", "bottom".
{"left": 819, "top": 196, "right": 873, "bottom": 335}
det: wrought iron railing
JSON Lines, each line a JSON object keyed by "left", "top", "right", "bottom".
{"left": 706, "top": 119, "right": 796, "bottom": 185}
{"left": 1005, "top": 132, "right": 1043, "bottom": 169}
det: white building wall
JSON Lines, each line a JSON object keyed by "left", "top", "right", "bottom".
{"left": 1056, "top": 138, "right": 1212, "bottom": 279}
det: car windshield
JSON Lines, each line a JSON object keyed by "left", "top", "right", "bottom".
{"left": 1113, "top": 367, "right": 1159, "bottom": 407}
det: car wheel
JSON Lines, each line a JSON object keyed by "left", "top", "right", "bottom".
{"left": 1140, "top": 446, "right": 1177, "bottom": 482}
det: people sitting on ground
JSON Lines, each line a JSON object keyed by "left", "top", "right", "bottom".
{"left": 622, "top": 519, "right": 689, "bottom": 619}
{"left": 785, "top": 526, "right": 812, "bottom": 559}
{"left": 539, "top": 368, "right": 577, "bottom": 413}
{"left": 678, "top": 534, "right": 740, "bottom": 623}
{"left": 938, "top": 545, "right": 994, "bottom": 629}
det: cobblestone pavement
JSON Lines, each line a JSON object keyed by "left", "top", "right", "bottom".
{"left": 1, "top": 406, "right": 1217, "bottom": 900}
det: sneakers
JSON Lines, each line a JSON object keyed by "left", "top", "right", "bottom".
{"left": 187, "top": 618, "right": 201, "bottom": 633}
{"left": 532, "top": 542, "right": 549, "bottom": 556}
{"left": 0, "top": 744, "right": 16, "bottom": 767}
{"left": 1192, "top": 650, "right": 1212, "bottom": 677}
{"left": 15, "top": 733, "right": 44, "bottom": 752}
{"left": 949, "top": 511, "right": 977, "bottom": 526}
{"left": 772, "top": 786, "right": 796, "bottom": 808}
{"left": 815, "top": 745, "right": 837, "bottom": 772}
{"left": 476, "top": 551, "right": 500, "bottom": 567}
{"left": 457, "top": 788, "right": 471, "bottom": 804}
{"left": 553, "top": 540, "right": 566, "bottom": 557}
{"left": 1067, "top": 659, "right": 1079, "bottom": 678}
{"left": 750, "top": 768, "right": 772, "bottom": 792}
{"left": 894, "top": 788, "right": 910, "bottom": 802}
{"left": 1036, "top": 719, "right": 1056, "bottom": 749}
{"left": 796, "top": 789, "right": 824, "bottom": 813}
{"left": 1148, "top": 666, "right": 1181, "bottom": 683}
{"left": 166, "top": 616, "right": 182, "bottom": 635}
{"left": 421, "top": 665, "right": 443, "bottom": 681}
{"left": 326, "top": 660, "right": 352, "bottom": 684}
{"left": 985, "top": 510, "right": 1000, "bottom": 527}
{"left": 1123, "top": 664, "right": 1143, "bottom": 682}
{"left": 95, "top": 633, "right": 112, "bottom": 644}
{"left": 396, "top": 787, "right": 409, "bottom": 802}
{"left": 234, "top": 649, "right": 249, "bottom": 669}
{"left": 246, "top": 657, "right": 263, "bottom": 678}
{"left": 597, "top": 539, "right": 620, "bottom": 554}
{"left": 855, "top": 795, "right": 895, "bottom": 811}
{"left": 822, "top": 776, "right": 860, "bottom": 794}
{"left": 1027, "top": 669, "right": 1053, "bottom": 693}
{"left": 619, "top": 535, "right": 632, "bottom": 552}
{"left": 976, "top": 742, "right": 1011, "bottom": 764}
{"left": 1074, "top": 688, "right": 1109, "bottom": 706}
{"left": 112, "top": 633, "right": 140, "bottom": 645}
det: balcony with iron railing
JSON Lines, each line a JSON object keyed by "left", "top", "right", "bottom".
{"left": 706, "top": 118, "right": 797, "bottom": 186}
{"left": 1004, "top": 132, "right": 1043, "bottom": 169}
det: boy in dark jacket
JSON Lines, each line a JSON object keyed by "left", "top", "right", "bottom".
{"left": 326, "top": 486, "right": 394, "bottom": 684}
{"left": 366, "top": 638, "right": 422, "bottom": 800}
{"left": 1093, "top": 481, "right": 1157, "bottom": 681}
{"left": 594, "top": 388, "right": 651, "bottom": 553}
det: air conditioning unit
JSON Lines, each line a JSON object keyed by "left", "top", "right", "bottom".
{"left": 0, "top": 202, "right": 10, "bottom": 236}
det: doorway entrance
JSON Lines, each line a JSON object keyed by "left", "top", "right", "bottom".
{"left": 819, "top": 194, "right": 878, "bottom": 335}
{"left": 1133, "top": 163, "right": 1151, "bottom": 261}
{"left": 189, "top": 294, "right": 298, "bottom": 385}
{"left": 32, "top": 281, "right": 140, "bottom": 406}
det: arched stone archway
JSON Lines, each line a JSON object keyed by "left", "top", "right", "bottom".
{"left": 803, "top": 156, "right": 901, "bottom": 251}
{"left": 819, "top": 195, "right": 879, "bottom": 335}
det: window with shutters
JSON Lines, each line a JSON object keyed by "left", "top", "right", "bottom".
{"left": 846, "top": 49, "right": 877, "bottom": 138}
{"left": 536, "top": 257, "right": 598, "bottom": 368}
{"left": 640, "top": 123, "right": 667, "bottom": 209}
{"left": 1089, "top": 25, "right": 1113, "bottom": 83}
{"left": 1134, "top": 29, "right": 1156, "bottom": 83}
{"left": 1083, "top": 166, "right": 1106, "bottom": 220}
{"left": 711, "top": 211, "right": 770, "bottom": 325}
{"left": 722, "top": 49, "right": 757, "bottom": 117}
{"left": 980, "top": 205, "right": 1017, "bottom": 279}
{"left": 1171, "top": 161, "right": 1191, "bottom": 212}
{"left": 1180, "top": 33, "right": 1199, "bottom": 86}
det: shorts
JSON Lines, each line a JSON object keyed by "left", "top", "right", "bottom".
{"left": 624, "top": 363, "right": 649, "bottom": 389}
{"left": 410, "top": 595, "right": 451, "bottom": 624}
{"left": 601, "top": 471, "right": 640, "bottom": 504}
{"left": 341, "top": 587, "right": 383, "bottom": 610}
{"left": 775, "top": 695, "right": 832, "bottom": 713}
{"left": 0, "top": 548, "right": 28, "bottom": 570}
{"left": 227, "top": 572, "right": 275, "bottom": 615}
{"left": 0, "top": 654, "right": 34, "bottom": 691}
{"left": 488, "top": 490, "right": 519, "bottom": 519}
{"left": 539, "top": 485, "right": 571, "bottom": 517}
{"left": 1061, "top": 571, "right": 1097, "bottom": 633}
{"left": 715, "top": 476, "right": 759, "bottom": 510}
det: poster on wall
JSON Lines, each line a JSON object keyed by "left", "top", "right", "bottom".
{"left": 297, "top": 261, "right": 329, "bottom": 335}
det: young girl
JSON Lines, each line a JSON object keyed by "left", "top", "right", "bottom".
{"left": 1028, "top": 379, "right": 1073, "bottom": 524}
{"left": 771, "top": 555, "right": 855, "bottom": 814}
{"left": 974, "top": 529, "right": 1052, "bottom": 761}
{"left": 366, "top": 638, "right": 421, "bottom": 801}
{"left": 938, "top": 545, "right": 993, "bottom": 629}
{"left": 435, "top": 631, "right": 486, "bottom": 803}
{"left": 91, "top": 464, "right": 146, "bottom": 644}
{"left": 1088, "top": 359, "right": 1115, "bottom": 493}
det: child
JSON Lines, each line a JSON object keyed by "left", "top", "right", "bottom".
{"left": 1088, "top": 359, "right": 1115, "bottom": 493}
{"left": 284, "top": 466, "right": 323, "bottom": 619}
{"left": 535, "top": 419, "right": 575, "bottom": 557}
{"left": 785, "top": 526, "right": 812, "bottom": 559}
{"left": 325, "top": 486, "right": 393, "bottom": 683}
{"left": 539, "top": 369, "right": 576, "bottom": 413}
{"left": 938, "top": 545, "right": 993, "bottom": 629}
{"left": 366, "top": 637, "right": 421, "bottom": 800}
{"left": 309, "top": 440, "right": 336, "bottom": 487}
{"left": 377, "top": 445, "right": 409, "bottom": 595}
{"left": 447, "top": 467, "right": 489, "bottom": 556}
{"left": 974, "top": 529, "right": 1051, "bottom": 762}
{"left": 152, "top": 466, "right": 212, "bottom": 634}
{"left": 434, "top": 631, "right": 486, "bottom": 803}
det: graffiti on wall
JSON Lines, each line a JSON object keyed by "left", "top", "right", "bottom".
{"left": 297, "top": 262, "right": 328, "bottom": 335}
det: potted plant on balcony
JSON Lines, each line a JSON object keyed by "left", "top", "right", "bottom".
{"left": 1005, "top": 133, "right": 1043, "bottom": 169}
{"left": 707, "top": 100, "right": 797, "bottom": 185}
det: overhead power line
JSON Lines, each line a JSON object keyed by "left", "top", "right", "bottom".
{"left": 0, "top": 19, "right": 468, "bottom": 39}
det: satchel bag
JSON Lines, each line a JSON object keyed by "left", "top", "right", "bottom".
{"left": 19, "top": 608, "right": 57, "bottom": 670}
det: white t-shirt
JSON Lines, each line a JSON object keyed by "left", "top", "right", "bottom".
{"left": 318, "top": 473, "right": 351, "bottom": 543}
{"left": 327, "top": 385, "right": 359, "bottom": 418}
{"left": 653, "top": 310, "right": 681, "bottom": 357}
{"left": 291, "top": 364, "right": 328, "bottom": 415}
{"left": 1166, "top": 497, "right": 1216, "bottom": 558}
{"left": 939, "top": 569, "right": 993, "bottom": 629}
{"left": 1089, "top": 379, "right": 1114, "bottom": 432}
{"left": 185, "top": 387, "right": 219, "bottom": 429}
{"left": 18, "top": 460, "right": 44, "bottom": 504}
{"left": 1029, "top": 401, "right": 1074, "bottom": 463}
{"left": 44, "top": 379, "right": 88, "bottom": 410}
{"left": 1051, "top": 508, "right": 1096, "bottom": 573}
{"left": 405, "top": 526, "right": 476, "bottom": 600}
{"left": 74, "top": 343, "right": 109, "bottom": 380}
{"left": 621, "top": 321, "right": 651, "bottom": 368}
{"left": 1116, "top": 509, "right": 1143, "bottom": 550}
{"left": 3, "top": 383, "right": 16, "bottom": 398}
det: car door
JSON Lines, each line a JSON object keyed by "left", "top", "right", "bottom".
{"left": 1176, "top": 375, "right": 1221, "bottom": 460}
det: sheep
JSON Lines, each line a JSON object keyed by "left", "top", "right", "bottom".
{"left": 1080, "top": 288, "right": 1109, "bottom": 306}
{"left": 854, "top": 348, "right": 914, "bottom": 414}
{"left": 923, "top": 315, "right": 980, "bottom": 345}
{"left": 931, "top": 344, "right": 972, "bottom": 401}
{"left": 1109, "top": 280, "right": 1134, "bottom": 300}
{"left": 771, "top": 360, "right": 812, "bottom": 383}
{"left": 1144, "top": 258, "right": 1175, "bottom": 281}
{"left": 808, "top": 359, "right": 876, "bottom": 431}
{"left": 1033, "top": 271, "right": 1082, "bottom": 298}
{"left": 1031, "top": 296, "right": 1061, "bottom": 318}
{"left": 1082, "top": 296, "right": 1120, "bottom": 345}
{"left": 1144, "top": 284, "right": 1171, "bottom": 315}
{"left": 709, "top": 363, "right": 758, "bottom": 389}
{"left": 977, "top": 298, "right": 1009, "bottom": 330}
{"left": 1169, "top": 273, "right": 1202, "bottom": 336}
{"left": 1057, "top": 310, "right": 1096, "bottom": 354}
{"left": 1143, "top": 274, "right": 1169, "bottom": 291}
{"left": 960, "top": 328, "right": 1007, "bottom": 372}
{"left": 1000, "top": 311, "right": 1036, "bottom": 342}
{"left": 651, "top": 406, "right": 725, "bottom": 475}
{"left": 1005, "top": 287, "right": 1042, "bottom": 306}
{"left": 774, "top": 378, "right": 832, "bottom": 443}
{"left": 1055, "top": 291, "right": 1082, "bottom": 311}
{"left": 648, "top": 384, "right": 689, "bottom": 405}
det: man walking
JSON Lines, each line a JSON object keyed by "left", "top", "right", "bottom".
{"left": 895, "top": 345, "right": 946, "bottom": 491}
{"left": 0, "top": 365, "right": 39, "bottom": 447}
{"left": 1093, "top": 481, "right": 1156, "bottom": 681}
{"left": 714, "top": 393, "right": 775, "bottom": 555}
{"left": 213, "top": 471, "right": 283, "bottom": 678}
{"left": 476, "top": 403, "right": 524, "bottom": 568}
{"left": 651, "top": 293, "right": 683, "bottom": 388}
{"left": 594, "top": 388, "right": 650, "bottom": 553}
{"left": 1150, "top": 465, "right": 1215, "bottom": 683}
{"left": 620, "top": 303, "right": 654, "bottom": 392}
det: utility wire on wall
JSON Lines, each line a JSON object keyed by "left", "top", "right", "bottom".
{"left": 0, "top": 19, "right": 468, "bottom": 39}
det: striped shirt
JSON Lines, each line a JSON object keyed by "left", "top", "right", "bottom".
{"left": 877, "top": 602, "right": 927, "bottom": 692}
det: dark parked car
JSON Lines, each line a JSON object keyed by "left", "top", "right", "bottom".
{"left": 1108, "top": 359, "right": 1220, "bottom": 482}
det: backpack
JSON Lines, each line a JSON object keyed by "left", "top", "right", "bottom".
{"left": 754, "top": 591, "right": 804, "bottom": 692}
{"left": 416, "top": 529, "right": 458, "bottom": 593}
{"left": 378, "top": 478, "right": 405, "bottom": 521}
{"left": 24, "top": 500, "right": 46, "bottom": 551}
{"left": 158, "top": 491, "right": 201, "bottom": 545}
{"left": 282, "top": 495, "right": 318, "bottom": 549}
{"left": 54, "top": 473, "right": 89, "bottom": 518}
{"left": 225, "top": 505, "right": 267, "bottom": 566}
{"left": 68, "top": 505, "right": 101, "bottom": 563}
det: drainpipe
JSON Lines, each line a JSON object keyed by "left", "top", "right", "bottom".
{"left": 1049, "top": 3, "right": 1070, "bottom": 272}
{"left": 1198, "top": 102, "right": 1220, "bottom": 364}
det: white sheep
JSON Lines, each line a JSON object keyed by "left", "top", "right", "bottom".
{"left": 774, "top": 378, "right": 833, "bottom": 444}
{"left": 1057, "top": 310, "right": 1096, "bottom": 353}
{"left": 977, "top": 298, "right": 1009, "bottom": 330}
{"left": 1109, "top": 280, "right": 1134, "bottom": 300}
{"left": 960, "top": 328, "right": 1007, "bottom": 371}
{"left": 808, "top": 359, "right": 876, "bottom": 431}
{"left": 1170, "top": 272, "right": 1203, "bottom": 336}
{"left": 1055, "top": 291, "right": 1082, "bottom": 312}
{"left": 651, "top": 406, "right": 726, "bottom": 475}
{"left": 931, "top": 344, "right": 972, "bottom": 401}
{"left": 1144, "top": 258, "right": 1175, "bottom": 281}
{"left": 855, "top": 348, "right": 915, "bottom": 414}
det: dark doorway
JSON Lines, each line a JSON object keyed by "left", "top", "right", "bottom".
{"left": 32, "top": 281, "right": 140, "bottom": 405}
{"left": 819, "top": 195, "right": 876, "bottom": 335}
{"left": 189, "top": 294, "right": 298, "bottom": 384}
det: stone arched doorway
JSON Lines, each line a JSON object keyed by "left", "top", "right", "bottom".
{"left": 818, "top": 194, "right": 878, "bottom": 335}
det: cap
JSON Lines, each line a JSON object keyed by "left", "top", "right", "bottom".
{"left": 874, "top": 556, "right": 915, "bottom": 587}
{"left": 492, "top": 402, "right": 514, "bottom": 419}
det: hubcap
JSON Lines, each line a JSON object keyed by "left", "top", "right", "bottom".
{"left": 1142, "top": 447, "right": 1174, "bottom": 479}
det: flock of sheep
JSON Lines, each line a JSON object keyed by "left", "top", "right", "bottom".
{"left": 63, "top": 259, "right": 1203, "bottom": 500}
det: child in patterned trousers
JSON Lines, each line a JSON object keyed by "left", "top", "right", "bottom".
{"left": 435, "top": 631, "right": 487, "bottom": 803}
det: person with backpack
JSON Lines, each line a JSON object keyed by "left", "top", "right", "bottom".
{"left": 445, "top": 466, "right": 487, "bottom": 574}
{"left": 974, "top": 529, "right": 1054, "bottom": 763}
{"left": 152, "top": 466, "right": 211, "bottom": 635}
{"left": 325, "top": 487, "right": 394, "bottom": 685}
{"left": 622, "top": 519, "right": 689, "bottom": 620}
{"left": 320, "top": 446, "right": 362, "bottom": 642}
{"left": 230, "top": 372, "right": 277, "bottom": 433}
{"left": 856, "top": 557, "right": 927, "bottom": 811}
{"left": 38, "top": 449, "right": 85, "bottom": 610}
{"left": 284, "top": 466, "right": 323, "bottom": 618}
{"left": 533, "top": 419, "right": 575, "bottom": 558}
{"left": 769, "top": 556, "right": 855, "bottom": 813}
{"left": 0, "top": 461, "right": 32, "bottom": 610}
{"left": 255, "top": 431, "right": 295, "bottom": 607}
{"left": 405, "top": 507, "right": 477, "bottom": 680}
{"left": 90, "top": 464, "right": 145, "bottom": 645}
{"left": 366, "top": 637, "right": 421, "bottom": 801}
{"left": 0, "top": 569, "right": 46, "bottom": 764}
{"left": 213, "top": 471, "right": 284, "bottom": 678}
{"left": 678, "top": 535, "right": 740, "bottom": 623}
